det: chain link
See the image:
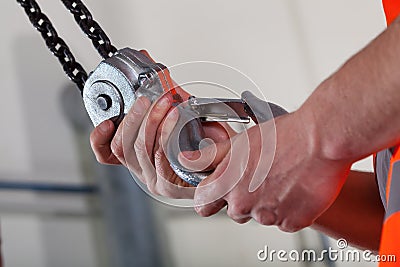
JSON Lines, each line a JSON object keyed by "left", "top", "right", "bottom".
{"left": 16, "top": 0, "right": 119, "bottom": 91}
{"left": 61, "top": 0, "right": 117, "bottom": 59}
{"left": 17, "top": 0, "right": 88, "bottom": 92}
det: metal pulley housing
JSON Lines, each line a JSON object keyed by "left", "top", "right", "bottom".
{"left": 83, "top": 48, "right": 169, "bottom": 126}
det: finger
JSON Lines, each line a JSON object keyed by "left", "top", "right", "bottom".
{"left": 90, "top": 120, "right": 121, "bottom": 165}
{"left": 232, "top": 217, "right": 252, "bottom": 224}
{"left": 194, "top": 199, "right": 227, "bottom": 217}
{"left": 153, "top": 108, "right": 196, "bottom": 197}
{"left": 155, "top": 107, "right": 179, "bottom": 158}
{"left": 111, "top": 118, "right": 126, "bottom": 166}
{"left": 193, "top": 155, "right": 232, "bottom": 216}
{"left": 248, "top": 121, "right": 275, "bottom": 193}
{"left": 194, "top": 134, "right": 250, "bottom": 215}
{"left": 224, "top": 189, "right": 254, "bottom": 223}
{"left": 153, "top": 149, "right": 196, "bottom": 199}
{"left": 202, "top": 122, "right": 236, "bottom": 142}
{"left": 154, "top": 148, "right": 194, "bottom": 188}
{"left": 135, "top": 93, "right": 173, "bottom": 182}
{"left": 252, "top": 207, "right": 278, "bottom": 226}
{"left": 178, "top": 139, "right": 231, "bottom": 172}
{"left": 122, "top": 96, "right": 151, "bottom": 183}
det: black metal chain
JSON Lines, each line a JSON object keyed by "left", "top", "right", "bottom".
{"left": 16, "top": 0, "right": 118, "bottom": 92}
{"left": 16, "top": 0, "right": 88, "bottom": 92}
{"left": 61, "top": 0, "right": 117, "bottom": 59}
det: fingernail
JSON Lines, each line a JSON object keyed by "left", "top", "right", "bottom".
{"left": 133, "top": 98, "right": 146, "bottom": 114}
{"left": 99, "top": 121, "right": 110, "bottom": 133}
{"left": 159, "top": 96, "right": 171, "bottom": 109}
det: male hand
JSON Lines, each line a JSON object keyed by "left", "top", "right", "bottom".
{"left": 180, "top": 111, "right": 353, "bottom": 232}
{"left": 90, "top": 84, "right": 235, "bottom": 199}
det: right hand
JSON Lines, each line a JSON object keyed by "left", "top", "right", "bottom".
{"left": 180, "top": 111, "right": 352, "bottom": 231}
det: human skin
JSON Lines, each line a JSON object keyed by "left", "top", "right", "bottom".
{"left": 90, "top": 50, "right": 236, "bottom": 198}
{"left": 90, "top": 88, "right": 236, "bottom": 198}
{"left": 91, "top": 99, "right": 384, "bottom": 252}
{"left": 90, "top": 17, "right": 400, "bottom": 251}
{"left": 313, "top": 171, "right": 384, "bottom": 253}
{"left": 178, "top": 16, "right": 400, "bottom": 240}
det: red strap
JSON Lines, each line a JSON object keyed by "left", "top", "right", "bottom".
{"left": 383, "top": 0, "right": 400, "bottom": 25}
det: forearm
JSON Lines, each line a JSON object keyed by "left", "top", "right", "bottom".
{"left": 312, "top": 171, "right": 384, "bottom": 252}
{"left": 299, "top": 18, "right": 400, "bottom": 163}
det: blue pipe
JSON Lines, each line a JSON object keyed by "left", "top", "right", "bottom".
{"left": 0, "top": 180, "right": 98, "bottom": 194}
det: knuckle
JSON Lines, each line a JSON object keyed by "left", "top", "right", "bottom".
{"left": 146, "top": 183, "right": 159, "bottom": 196}
{"left": 155, "top": 186, "right": 174, "bottom": 199}
{"left": 233, "top": 217, "right": 251, "bottom": 225}
{"left": 227, "top": 202, "right": 251, "bottom": 219}
{"left": 278, "top": 218, "right": 311, "bottom": 233}
{"left": 264, "top": 196, "right": 279, "bottom": 211}
{"left": 134, "top": 138, "right": 147, "bottom": 156}
{"left": 111, "top": 140, "right": 123, "bottom": 159}
{"left": 195, "top": 206, "right": 213, "bottom": 217}
{"left": 95, "top": 154, "right": 107, "bottom": 165}
{"left": 253, "top": 209, "right": 277, "bottom": 226}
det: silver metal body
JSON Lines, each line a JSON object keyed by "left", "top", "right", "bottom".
{"left": 83, "top": 48, "right": 287, "bottom": 186}
{"left": 83, "top": 48, "right": 168, "bottom": 126}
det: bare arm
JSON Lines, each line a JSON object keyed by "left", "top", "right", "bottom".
{"left": 313, "top": 171, "right": 384, "bottom": 253}
{"left": 191, "top": 16, "right": 400, "bottom": 233}
{"left": 300, "top": 18, "right": 400, "bottom": 163}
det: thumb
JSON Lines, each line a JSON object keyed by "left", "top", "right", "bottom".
{"left": 178, "top": 139, "right": 231, "bottom": 172}
{"left": 192, "top": 140, "right": 236, "bottom": 216}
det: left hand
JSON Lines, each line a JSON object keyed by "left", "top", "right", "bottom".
{"left": 90, "top": 89, "right": 236, "bottom": 199}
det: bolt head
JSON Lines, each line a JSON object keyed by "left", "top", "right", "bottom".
{"left": 96, "top": 94, "right": 112, "bottom": 111}
{"left": 138, "top": 72, "right": 154, "bottom": 89}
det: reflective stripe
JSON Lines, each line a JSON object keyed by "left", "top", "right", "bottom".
{"left": 386, "top": 161, "right": 400, "bottom": 218}
{"left": 376, "top": 148, "right": 392, "bottom": 211}
{"left": 386, "top": 147, "right": 400, "bottom": 204}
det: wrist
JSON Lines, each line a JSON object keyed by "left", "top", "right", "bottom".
{"left": 296, "top": 78, "right": 360, "bottom": 165}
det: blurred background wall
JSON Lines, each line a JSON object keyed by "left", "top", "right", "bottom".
{"left": 0, "top": 0, "right": 386, "bottom": 266}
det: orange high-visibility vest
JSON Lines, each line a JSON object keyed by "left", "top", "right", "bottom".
{"left": 383, "top": 0, "right": 400, "bottom": 25}
{"left": 379, "top": 1, "right": 400, "bottom": 266}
